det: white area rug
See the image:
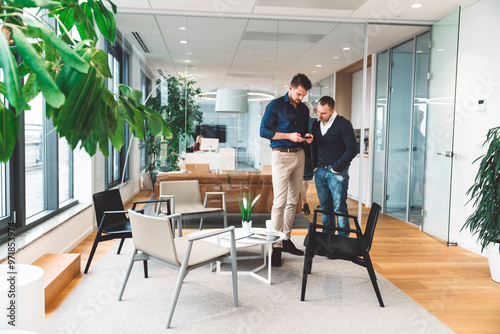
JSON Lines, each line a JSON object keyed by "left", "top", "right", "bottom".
{"left": 42, "top": 235, "right": 454, "bottom": 333}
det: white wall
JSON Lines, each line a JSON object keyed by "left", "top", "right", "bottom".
{"left": 450, "top": 0, "right": 500, "bottom": 254}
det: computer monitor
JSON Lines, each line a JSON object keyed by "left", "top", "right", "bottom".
{"left": 200, "top": 138, "right": 219, "bottom": 151}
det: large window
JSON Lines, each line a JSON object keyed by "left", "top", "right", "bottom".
{"left": 25, "top": 94, "right": 46, "bottom": 219}
{"left": 105, "top": 39, "right": 130, "bottom": 188}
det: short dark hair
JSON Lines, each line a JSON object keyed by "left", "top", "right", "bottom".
{"left": 318, "top": 96, "right": 335, "bottom": 110}
{"left": 290, "top": 73, "right": 312, "bottom": 91}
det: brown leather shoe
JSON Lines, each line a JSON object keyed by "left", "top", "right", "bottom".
{"left": 271, "top": 248, "right": 282, "bottom": 267}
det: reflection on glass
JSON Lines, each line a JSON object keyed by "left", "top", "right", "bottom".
{"left": 25, "top": 94, "right": 46, "bottom": 219}
{"left": 409, "top": 31, "right": 430, "bottom": 225}
{"left": 422, "top": 8, "right": 460, "bottom": 242}
{"left": 58, "top": 136, "right": 73, "bottom": 204}
{"left": 372, "top": 51, "right": 389, "bottom": 207}
{"left": 385, "top": 40, "right": 414, "bottom": 220}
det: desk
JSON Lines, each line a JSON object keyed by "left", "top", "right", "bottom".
{"left": 184, "top": 148, "right": 235, "bottom": 171}
{"left": 192, "top": 227, "right": 285, "bottom": 284}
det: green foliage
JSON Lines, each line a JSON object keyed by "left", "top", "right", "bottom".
{"left": 462, "top": 126, "right": 500, "bottom": 252}
{"left": 146, "top": 74, "right": 203, "bottom": 171}
{"left": 0, "top": 0, "right": 170, "bottom": 162}
{"left": 238, "top": 192, "right": 260, "bottom": 222}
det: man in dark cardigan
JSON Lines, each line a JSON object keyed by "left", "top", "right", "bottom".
{"left": 311, "top": 96, "right": 357, "bottom": 236}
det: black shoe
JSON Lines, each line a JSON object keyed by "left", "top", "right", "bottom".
{"left": 302, "top": 203, "right": 310, "bottom": 215}
{"left": 271, "top": 248, "right": 282, "bottom": 267}
{"left": 282, "top": 239, "right": 304, "bottom": 256}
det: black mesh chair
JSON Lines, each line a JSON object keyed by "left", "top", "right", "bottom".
{"left": 301, "top": 203, "right": 384, "bottom": 307}
{"left": 85, "top": 189, "right": 170, "bottom": 276}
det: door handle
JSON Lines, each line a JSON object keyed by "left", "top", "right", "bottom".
{"left": 437, "top": 151, "right": 453, "bottom": 158}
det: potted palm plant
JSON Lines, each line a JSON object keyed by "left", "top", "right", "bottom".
{"left": 462, "top": 126, "right": 500, "bottom": 283}
{"left": 139, "top": 130, "right": 161, "bottom": 189}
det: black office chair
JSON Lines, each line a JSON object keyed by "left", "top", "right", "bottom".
{"left": 301, "top": 203, "right": 384, "bottom": 307}
{"left": 84, "top": 189, "right": 170, "bottom": 276}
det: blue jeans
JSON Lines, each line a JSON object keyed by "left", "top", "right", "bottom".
{"left": 314, "top": 167, "right": 350, "bottom": 236}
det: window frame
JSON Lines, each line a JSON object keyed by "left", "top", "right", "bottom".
{"left": 104, "top": 39, "right": 130, "bottom": 189}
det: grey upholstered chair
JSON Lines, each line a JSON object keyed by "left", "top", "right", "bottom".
{"left": 157, "top": 180, "right": 227, "bottom": 236}
{"left": 118, "top": 210, "right": 238, "bottom": 329}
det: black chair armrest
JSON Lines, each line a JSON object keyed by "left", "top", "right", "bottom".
{"left": 313, "top": 209, "right": 358, "bottom": 220}
{"left": 307, "top": 222, "right": 359, "bottom": 235}
{"left": 132, "top": 199, "right": 171, "bottom": 205}
{"left": 131, "top": 199, "right": 171, "bottom": 214}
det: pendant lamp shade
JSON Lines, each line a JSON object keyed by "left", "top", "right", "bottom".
{"left": 215, "top": 89, "right": 248, "bottom": 113}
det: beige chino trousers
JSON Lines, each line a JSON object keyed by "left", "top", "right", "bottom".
{"left": 271, "top": 149, "right": 305, "bottom": 247}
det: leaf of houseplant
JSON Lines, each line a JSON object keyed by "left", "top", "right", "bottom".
{"left": 0, "top": 30, "right": 23, "bottom": 112}
{"left": 73, "top": 3, "right": 97, "bottom": 42}
{"left": 0, "top": 102, "right": 17, "bottom": 163}
{"left": 4, "top": 0, "right": 61, "bottom": 9}
{"left": 23, "top": 17, "right": 90, "bottom": 74}
{"left": 58, "top": 7, "right": 75, "bottom": 34}
{"left": 104, "top": 0, "right": 117, "bottom": 14}
{"left": 55, "top": 67, "right": 98, "bottom": 148}
{"left": 91, "top": 49, "right": 112, "bottom": 78}
{"left": 11, "top": 26, "right": 65, "bottom": 108}
{"left": 93, "top": 0, "right": 116, "bottom": 43}
{"left": 118, "top": 84, "right": 142, "bottom": 105}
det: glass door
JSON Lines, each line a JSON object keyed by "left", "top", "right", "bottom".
{"left": 385, "top": 40, "right": 414, "bottom": 221}
{"left": 408, "top": 31, "right": 430, "bottom": 225}
{"left": 421, "top": 8, "right": 461, "bottom": 243}
{"left": 372, "top": 51, "right": 389, "bottom": 207}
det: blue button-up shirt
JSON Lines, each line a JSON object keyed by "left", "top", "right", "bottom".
{"left": 259, "top": 93, "right": 310, "bottom": 149}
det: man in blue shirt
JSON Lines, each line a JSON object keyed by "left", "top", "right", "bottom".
{"left": 311, "top": 96, "right": 357, "bottom": 237}
{"left": 260, "top": 73, "right": 313, "bottom": 267}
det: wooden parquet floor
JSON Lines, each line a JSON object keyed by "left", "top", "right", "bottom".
{"left": 46, "top": 187, "right": 500, "bottom": 333}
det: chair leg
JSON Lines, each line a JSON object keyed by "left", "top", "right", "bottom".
{"left": 118, "top": 248, "right": 138, "bottom": 301}
{"left": 143, "top": 260, "right": 148, "bottom": 278}
{"left": 230, "top": 247, "right": 239, "bottom": 307}
{"left": 84, "top": 230, "right": 103, "bottom": 274}
{"left": 166, "top": 266, "right": 189, "bottom": 329}
{"left": 117, "top": 238, "right": 126, "bottom": 254}
{"left": 199, "top": 218, "right": 204, "bottom": 230}
{"left": 301, "top": 255, "right": 313, "bottom": 301}
{"left": 223, "top": 211, "right": 227, "bottom": 228}
{"left": 364, "top": 255, "right": 384, "bottom": 307}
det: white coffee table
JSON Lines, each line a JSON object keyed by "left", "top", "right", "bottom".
{"left": 192, "top": 227, "right": 285, "bottom": 284}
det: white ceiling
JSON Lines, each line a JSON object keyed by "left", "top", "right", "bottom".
{"left": 112, "top": 0, "right": 478, "bottom": 95}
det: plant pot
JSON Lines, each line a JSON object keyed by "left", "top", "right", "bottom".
{"left": 485, "top": 242, "right": 500, "bottom": 283}
{"left": 242, "top": 221, "right": 252, "bottom": 235}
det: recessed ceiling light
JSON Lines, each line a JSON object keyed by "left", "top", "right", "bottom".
{"left": 179, "top": 26, "right": 187, "bottom": 30}
{"left": 316, "top": 64, "right": 322, "bottom": 68}
{"left": 187, "top": 52, "right": 192, "bottom": 55}
{"left": 333, "top": 56, "right": 340, "bottom": 59}
{"left": 342, "top": 47, "right": 351, "bottom": 51}
{"left": 184, "top": 59, "right": 190, "bottom": 63}
{"left": 416, "top": 50, "right": 423, "bottom": 53}
{"left": 312, "top": 70, "right": 317, "bottom": 73}
{"left": 180, "top": 40, "right": 187, "bottom": 44}
{"left": 411, "top": 3, "right": 423, "bottom": 9}
{"left": 437, "top": 48, "right": 445, "bottom": 52}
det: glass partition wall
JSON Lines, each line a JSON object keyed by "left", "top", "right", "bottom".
{"left": 116, "top": 12, "right": 450, "bottom": 227}
{"left": 372, "top": 30, "right": 431, "bottom": 226}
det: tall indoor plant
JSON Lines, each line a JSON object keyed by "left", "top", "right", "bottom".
{"left": 462, "top": 126, "right": 500, "bottom": 282}
{"left": 0, "top": 0, "right": 170, "bottom": 163}
{"left": 146, "top": 74, "right": 203, "bottom": 171}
